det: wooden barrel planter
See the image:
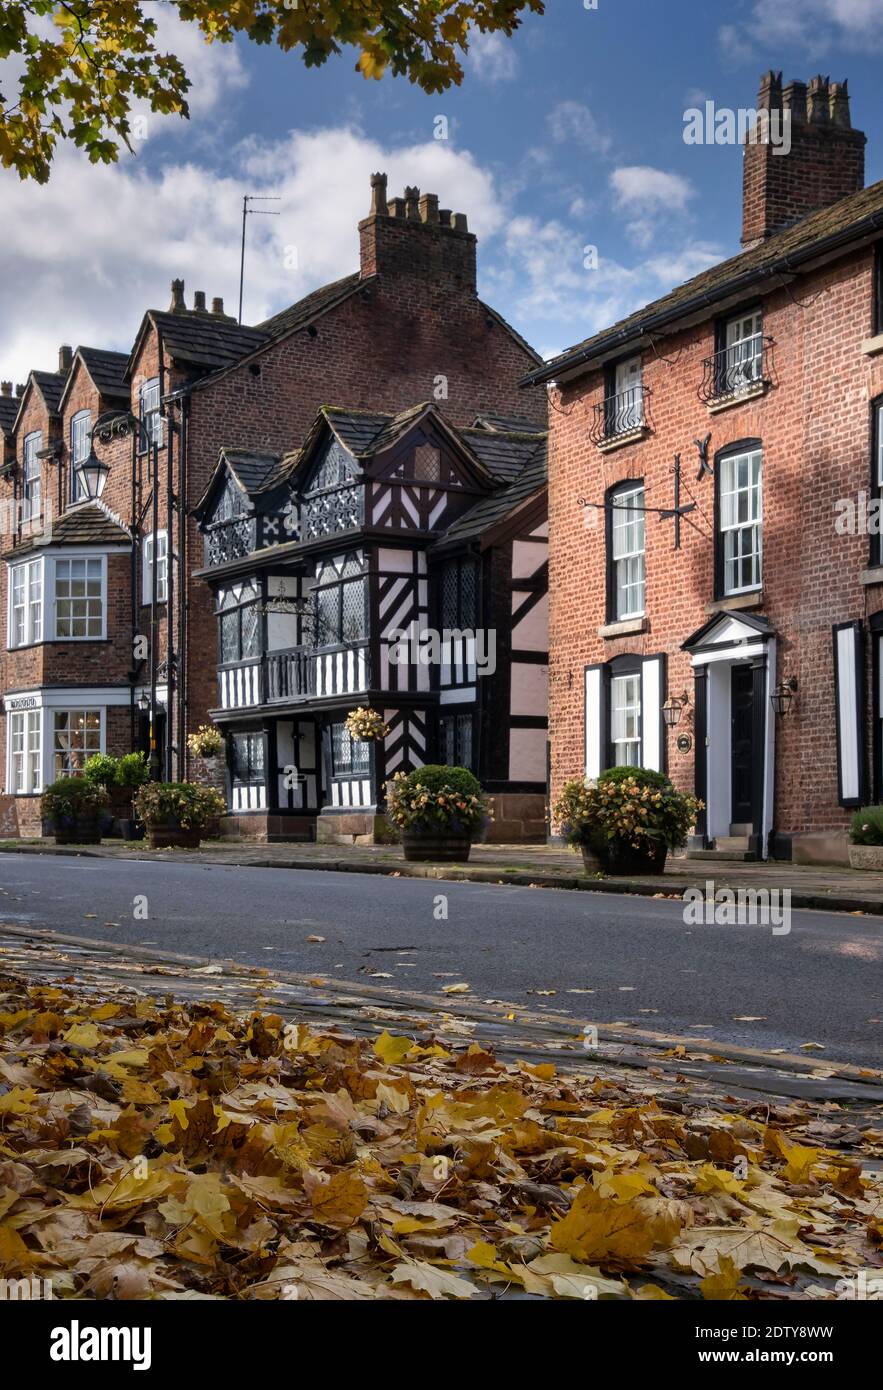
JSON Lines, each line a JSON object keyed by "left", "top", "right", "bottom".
{"left": 52, "top": 815, "right": 102, "bottom": 845}
{"left": 147, "top": 824, "right": 202, "bottom": 850}
{"left": 601, "top": 841, "right": 668, "bottom": 876}
{"left": 402, "top": 832, "right": 473, "bottom": 863}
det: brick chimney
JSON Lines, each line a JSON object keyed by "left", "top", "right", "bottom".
{"left": 212, "top": 297, "right": 226, "bottom": 316}
{"left": 58, "top": 344, "right": 72, "bottom": 374}
{"left": 193, "top": 290, "right": 207, "bottom": 312}
{"left": 359, "top": 172, "right": 477, "bottom": 292}
{"left": 742, "top": 71, "right": 866, "bottom": 248}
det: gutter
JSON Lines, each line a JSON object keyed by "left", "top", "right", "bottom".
{"left": 522, "top": 207, "right": 883, "bottom": 387}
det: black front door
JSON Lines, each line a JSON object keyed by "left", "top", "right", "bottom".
{"left": 730, "top": 665, "right": 754, "bottom": 826}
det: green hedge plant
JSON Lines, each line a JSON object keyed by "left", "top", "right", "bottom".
{"left": 41, "top": 777, "right": 108, "bottom": 823}
{"left": 849, "top": 807, "right": 883, "bottom": 846}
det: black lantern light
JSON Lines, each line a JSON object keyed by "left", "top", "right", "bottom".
{"left": 662, "top": 691, "right": 690, "bottom": 728}
{"left": 75, "top": 442, "right": 110, "bottom": 500}
{"left": 771, "top": 676, "right": 798, "bottom": 716}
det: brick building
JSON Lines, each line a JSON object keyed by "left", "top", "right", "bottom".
{"left": 526, "top": 73, "right": 883, "bottom": 863}
{"left": 0, "top": 176, "right": 548, "bottom": 839}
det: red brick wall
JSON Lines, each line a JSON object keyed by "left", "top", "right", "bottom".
{"left": 547, "top": 243, "right": 883, "bottom": 840}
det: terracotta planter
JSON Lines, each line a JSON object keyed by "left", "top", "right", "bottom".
{"left": 53, "top": 814, "right": 102, "bottom": 845}
{"left": 848, "top": 843, "right": 883, "bottom": 870}
{"left": 402, "top": 831, "right": 472, "bottom": 863}
{"left": 147, "top": 824, "right": 202, "bottom": 850}
{"left": 601, "top": 840, "right": 668, "bottom": 876}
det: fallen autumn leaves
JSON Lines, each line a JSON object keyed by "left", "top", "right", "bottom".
{"left": 0, "top": 972, "right": 881, "bottom": 1301}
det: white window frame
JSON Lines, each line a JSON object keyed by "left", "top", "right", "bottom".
{"left": 610, "top": 673, "right": 642, "bottom": 767}
{"left": 7, "top": 708, "right": 42, "bottom": 794}
{"left": 70, "top": 410, "right": 91, "bottom": 499}
{"left": 21, "top": 431, "right": 42, "bottom": 521}
{"left": 53, "top": 554, "right": 107, "bottom": 640}
{"left": 877, "top": 401, "right": 883, "bottom": 488}
{"left": 720, "top": 448, "right": 763, "bottom": 596}
{"left": 51, "top": 708, "right": 102, "bottom": 780}
{"left": 611, "top": 484, "right": 646, "bottom": 620}
{"left": 138, "top": 378, "right": 163, "bottom": 453}
{"left": 723, "top": 310, "right": 764, "bottom": 394}
{"left": 7, "top": 557, "right": 44, "bottom": 648}
{"left": 614, "top": 356, "right": 644, "bottom": 430}
{"left": 143, "top": 530, "right": 169, "bottom": 604}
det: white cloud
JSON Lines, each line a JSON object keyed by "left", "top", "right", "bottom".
{"left": 0, "top": 128, "right": 506, "bottom": 383}
{"left": 547, "top": 101, "right": 612, "bottom": 157}
{"left": 720, "top": 0, "right": 883, "bottom": 60}
{"left": 466, "top": 30, "right": 520, "bottom": 83}
{"left": 609, "top": 166, "right": 696, "bottom": 248}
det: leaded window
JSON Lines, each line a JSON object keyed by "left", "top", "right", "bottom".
{"left": 439, "top": 713, "right": 474, "bottom": 771}
{"left": 313, "top": 574, "right": 366, "bottom": 646}
{"left": 331, "top": 722, "right": 370, "bottom": 776}
{"left": 440, "top": 557, "right": 477, "bottom": 629}
{"left": 217, "top": 581, "right": 261, "bottom": 664}
{"left": 231, "top": 732, "right": 264, "bottom": 783}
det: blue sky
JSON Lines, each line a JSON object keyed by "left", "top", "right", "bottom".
{"left": 3, "top": 0, "right": 883, "bottom": 382}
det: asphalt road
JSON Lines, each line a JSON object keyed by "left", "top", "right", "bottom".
{"left": 0, "top": 852, "right": 881, "bottom": 1066}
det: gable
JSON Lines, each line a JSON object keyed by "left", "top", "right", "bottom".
{"left": 303, "top": 436, "right": 360, "bottom": 494}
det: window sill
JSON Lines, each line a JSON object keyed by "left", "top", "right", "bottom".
{"left": 598, "top": 616, "right": 649, "bottom": 639}
{"left": 859, "top": 565, "right": 883, "bottom": 586}
{"left": 705, "top": 381, "right": 769, "bottom": 414}
{"left": 704, "top": 591, "right": 764, "bottom": 615}
{"left": 596, "top": 426, "right": 651, "bottom": 454}
{"left": 861, "top": 333, "right": 883, "bottom": 358}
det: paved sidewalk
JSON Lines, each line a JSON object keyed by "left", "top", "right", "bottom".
{"left": 2, "top": 835, "right": 883, "bottom": 916}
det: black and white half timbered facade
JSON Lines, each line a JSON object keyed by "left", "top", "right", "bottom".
{"left": 194, "top": 405, "right": 549, "bottom": 843}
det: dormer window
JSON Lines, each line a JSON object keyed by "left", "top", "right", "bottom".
{"left": 138, "top": 378, "right": 163, "bottom": 453}
{"left": 22, "top": 431, "right": 41, "bottom": 521}
{"left": 70, "top": 410, "right": 91, "bottom": 500}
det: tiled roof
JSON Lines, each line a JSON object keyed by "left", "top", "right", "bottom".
{"left": 2, "top": 502, "right": 131, "bottom": 559}
{"left": 79, "top": 347, "right": 129, "bottom": 401}
{"left": 433, "top": 440, "right": 547, "bottom": 548}
{"left": 459, "top": 426, "right": 547, "bottom": 483}
{"left": 150, "top": 311, "right": 269, "bottom": 373}
{"left": 526, "top": 176, "right": 883, "bottom": 384}
{"left": 32, "top": 369, "right": 66, "bottom": 414}
{"left": 472, "top": 412, "right": 546, "bottom": 433}
{"left": 256, "top": 273, "right": 364, "bottom": 340}
{"left": 222, "top": 447, "right": 285, "bottom": 496}
{"left": 322, "top": 406, "right": 393, "bottom": 457}
{"left": 0, "top": 395, "right": 19, "bottom": 435}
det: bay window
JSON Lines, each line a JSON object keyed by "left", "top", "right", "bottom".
{"left": 717, "top": 445, "right": 763, "bottom": 596}
{"left": 9, "top": 558, "right": 43, "bottom": 647}
{"left": 53, "top": 709, "right": 101, "bottom": 778}
{"left": 8, "top": 709, "right": 41, "bottom": 793}
{"left": 217, "top": 581, "right": 261, "bottom": 664}
{"left": 55, "top": 557, "right": 104, "bottom": 637}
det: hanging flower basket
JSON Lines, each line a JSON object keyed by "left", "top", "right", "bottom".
{"left": 187, "top": 725, "right": 224, "bottom": 759}
{"left": 345, "top": 707, "right": 390, "bottom": 742}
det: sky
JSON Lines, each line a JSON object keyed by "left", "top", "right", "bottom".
{"left": 3, "top": 0, "right": 883, "bottom": 386}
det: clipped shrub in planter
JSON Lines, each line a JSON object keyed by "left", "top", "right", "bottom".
{"left": 83, "top": 752, "right": 149, "bottom": 838}
{"left": 41, "top": 777, "right": 108, "bottom": 844}
{"left": 847, "top": 807, "right": 883, "bottom": 869}
{"left": 132, "top": 782, "right": 226, "bottom": 850}
{"left": 554, "top": 767, "right": 702, "bottom": 875}
{"left": 386, "top": 766, "right": 489, "bottom": 862}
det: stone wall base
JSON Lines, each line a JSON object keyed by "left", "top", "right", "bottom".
{"left": 316, "top": 811, "right": 399, "bottom": 846}
{"left": 220, "top": 814, "right": 315, "bottom": 843}
{"left": 1, "top": 797, "right": 41, "bottom": 838}
{"left": 789, "top": 831, "right": 849, "bottom": 866}
{"left": 484, "top": 793, "right": 548, "bottom": 844}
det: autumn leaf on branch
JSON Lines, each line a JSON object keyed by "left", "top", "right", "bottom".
{"left": 0, "top": 0, "right": 546, "bottom": 182}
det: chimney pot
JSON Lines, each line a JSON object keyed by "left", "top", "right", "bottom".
{"left": 193, "top": 290, "right": 206, "bottom": 312}
{"left": 758, "top": 69, "right": 783, "bottom": 111}
{"left": 830, "top": 80, "right": 852, "bottom": 128}
{"left": 1, "top": 381, "right": 11, "bottom": 396}
{"left": 783, "top": 79, "right": 807, "bottom": 123}
{"left": 15, "top": 383, "right": 25, "bottom": 397}
{"left": 58, "top": 344, "right": 72, "bottom": 374}
{"left": 169, "top": 278, "right": 186, "bottom": 313}
{"left": 387, "top": 197, "right": 406, "bottom": 218}
{"left": 419, "top": 193, "right": 440, "bottom": 225}
{"left": 369, "top": 172, "right": 388, "bottom": 215}
{"left": 212, "top": 296, "right": 225, "bottom": 315}
{"left": 452, "top": 213, "right": 468, "bottom": 232}
{"left": 807, "top": 74, "right": 831, "bottom": 123}
{"left": 404, "top": 186, "right": 421, "bottom": 221}
{"left": 439, "top": 209, "right": 452, "bottom": 227}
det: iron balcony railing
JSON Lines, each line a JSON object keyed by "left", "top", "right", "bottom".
{"left": 589, "top": 386, "right": 650, "bottom": 446}
{"left": 699, "top": 336, "right": 774, "bottom": 404}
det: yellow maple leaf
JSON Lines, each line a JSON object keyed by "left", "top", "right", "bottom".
{"left": 308, "top": 1171, "right": 368, "bottom": 1229}
{"left": 373, "top": 1030, "right": 415, "bottom": 1065}
{"left": 700, "top": 1254, "right": 749, "bottom": 1300}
